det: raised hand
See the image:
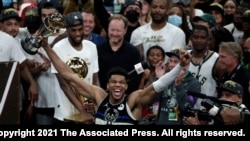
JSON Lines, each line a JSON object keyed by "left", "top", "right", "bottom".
{"left": 155, "top": 61, "right": 166, "bottom": 78}
{"left": 179, "top": 50, "right": 191, "bottom": 67}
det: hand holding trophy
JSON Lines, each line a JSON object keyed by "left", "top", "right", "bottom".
{"left": 66, "top": 57, "right": 90, "bottom": 104}
{"left": 21, "top": 13, "right": 65, "bottom": 55}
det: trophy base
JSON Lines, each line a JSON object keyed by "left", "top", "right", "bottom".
{"left": 21, "top": 37, "right": 40, "bottom": 55}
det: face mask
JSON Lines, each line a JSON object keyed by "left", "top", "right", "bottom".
{"left": 234, "top": 21, "right": 243, "bottom": 30}
{"left": 168, "top": 15, "right": 182, "bottom": 27}
{"left": 125, "top": 10, "right": 139, "bottom": 23}
{"left": 224, "top": 14, "right": 234, "bottom": 23}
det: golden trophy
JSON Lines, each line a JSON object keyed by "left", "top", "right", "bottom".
{"left": 66, "top": 57, "right": 89, "bottom": 103}
{"left": 21, "top": 13, "right": 65, "bottom": 55}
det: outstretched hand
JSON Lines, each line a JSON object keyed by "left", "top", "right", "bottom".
{"left": 179, "top": 50, "right": 190, "bottom": 67}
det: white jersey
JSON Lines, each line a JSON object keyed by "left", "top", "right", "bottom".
{"left": 52, "top": 38, "right": 99, "bottom": 121}
{"left": 188, "top": 51, "right": 219, "bottom": 109}
{"left": 130, "top": 22, "right": 186, "bottom": 61}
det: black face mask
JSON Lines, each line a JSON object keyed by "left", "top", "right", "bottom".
{"left": 243, "top": 51, "right": 250, "bottom": 64}
{"left": 234, "top": 21, "right": 243, "bottom": 30}
{"left": 224, "top": 14, "right": 234, "bottom": 23}
{"left": 125, "top": 10, "right": 139, "bottom": 23}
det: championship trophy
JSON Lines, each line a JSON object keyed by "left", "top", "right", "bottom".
{"left": 21, "top": 13, "right": 65, "bottom": 55}
{"left": 66, "top": 57, "right": 89, "bottom": 104}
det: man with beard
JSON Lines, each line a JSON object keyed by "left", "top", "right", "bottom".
{"left": 93, "top": 0, "right": 142, "bottom": 41}
{"left": 130, "top": 0, "right": 186, "bottom": 61}
{"left": 51, "top": 11, "right": 100, "bottom": 124}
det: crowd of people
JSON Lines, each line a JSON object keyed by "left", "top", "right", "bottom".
{"left": 0, "top": 0, "right": 250, "bottom": 126}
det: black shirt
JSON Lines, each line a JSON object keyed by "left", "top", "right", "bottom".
{"left": 97, "top": 40, "right": 142, "bottom": 94}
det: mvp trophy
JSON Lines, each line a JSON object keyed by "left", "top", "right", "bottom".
{"left": 21, "top": 13, "right": 65, "bottom": 55}
{"left": 66, "top": 57, "right": 90, "bottom": 104}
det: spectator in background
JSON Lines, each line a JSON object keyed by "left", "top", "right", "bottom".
{"left": 218, "top": 42, "right": 250, "bottom": 110}
{"left": 18, "top": 7, "right": 60, "bottom": 125}
{"left": 81, "top": 10, "right": 106, "bottom": 46}
{"left": 0, "top": 8, "right": 38, "bottom": 125}
{"left": 242, "top": 37, "right": 250, "bottom": 70}
{"left": 23, "top": 0, "right": 66, "bottom": 125}
{"left": 189, "top": 13, "right": 216, "bottom": 48}
{"left": 168, "top": 4, "right": 191, "bottom": 45}
{"left": 209, "top": 27, "right": 235, "bottom": 53}
{"left": 130, "top": 0, "right": 186, "bottom": 61}
{"left": 51, "top": 11, "right": 100, "bottom": 124}
{"left": 38, "top": 0, "right": 63, "bottom": 22}
{"left": 188, "top": 25, "right": 221, "bottom": 110}
{"left": 139, "top": 0, "right": 152, "bottom": 25}
{"left": 18, "top": 1, "right": 37, "bottom": 27}
{"left": 97, "top": 14, "right": 142, "bottom": 95}
{"left": 138, "top": 45, "right": 166, "bottom": 121}
{"left": 17, "top": 7, "right": 41, "bottom": 41}
{"left": 240, "top": 10, "right": 250, "bottom": 47}
{"left": 208, "top": 2, "right": 226, "bottom": 27}
{"left": 38, "top": 0, "right": 65, "bottom": 44}
{"left": 93, "top": 0, "right": 142, "bottom": 41}
{"left": 223, "top": 0, "right": 238, "bottom": 25}
{"left": 155, "top": 48, "right": 201, "bottom": 125}
{"left": 224, "top": 4, "right": 245, "bottom": 43}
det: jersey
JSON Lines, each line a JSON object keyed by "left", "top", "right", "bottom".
{"left": 95, "top": 95, "right": 138, "bottom": 125}
{"left": 188, "top": 51, "right": 219, "bottom": 109}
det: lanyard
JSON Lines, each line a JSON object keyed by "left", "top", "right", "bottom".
{"left": 229, "top": 64, "right": 241, "bottom": 80}
{"left": 193, "top": 50, "right": 208, "bottom": 79}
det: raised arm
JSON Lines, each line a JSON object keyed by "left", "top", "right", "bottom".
{"left": 130, "top": 50, "right": 191, "bottom": 106}
{"left": 40, "top": 37, "right": 105, "bottom": 101}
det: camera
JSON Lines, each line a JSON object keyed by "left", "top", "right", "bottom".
{"left": 183, "top": 91, "right": 239, "bottom": 124}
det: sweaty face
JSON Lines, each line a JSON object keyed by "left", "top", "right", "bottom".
{"left": 1, "top": 18, "right": 20, "bottom": 37}
{"left": 107, "top": 75, "right": 128, "bottom": 103}
{"left": 150, "top": 0, "right": 168, "bottom": 23}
